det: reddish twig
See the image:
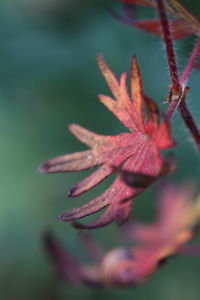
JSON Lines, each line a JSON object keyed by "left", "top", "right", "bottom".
{"left": 180, "top": 37, "right": 200, "bottom": 86}
{"left": 155, "top": 0, "right": 200, "bottom": 150}
{"left": 166, "top": 99, "right": 178, "bottom": 120}
{"left": 155, "top": 0, "right": 181, "bottom": 95}
{"left": 179, "top": 99, "right": 200, "bottom": 151}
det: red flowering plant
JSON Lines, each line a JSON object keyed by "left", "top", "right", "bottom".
{"left": 40, "top": 0, "right": 200, "bottom": 288}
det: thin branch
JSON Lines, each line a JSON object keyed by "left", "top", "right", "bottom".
{"left": 167, "top": 37, "right": 200, "bottom": 119}
{"left": 180, "top": 37, "right": 200, "bottom": 86}
{"left": 166, "top": 99, "right": 178, "bottom": 120}
{"left": 179, "top": 99, "right": 200, "bottom": 151}
{"left": 155, "top": 1, "right": 200, "bottom": 150}
{"left": 155, "top": 0, "right": 181, "bottom": 94}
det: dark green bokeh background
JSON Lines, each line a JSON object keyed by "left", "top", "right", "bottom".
{"left": 1, "top": 0, "right": 200, "bottom": 299}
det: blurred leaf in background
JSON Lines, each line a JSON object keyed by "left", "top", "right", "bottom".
{"left": 1, "top": 0, "right": 200, "bottom": 299}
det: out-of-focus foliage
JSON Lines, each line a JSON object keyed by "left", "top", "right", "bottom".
{"left": 1, "top": 0, "right": 200, "bottom": 299}
{"left": 44, "top": 183, "right": 200, "bottom": 288}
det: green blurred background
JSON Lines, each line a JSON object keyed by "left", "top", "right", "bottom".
{"left": 1, "top": 0, "right": 200, "bottom": 299}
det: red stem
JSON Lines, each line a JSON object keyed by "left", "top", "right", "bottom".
{"left": 155, "top": 0, "right": 181, "bottom": 94}
{"left": 167, "top": 38, "right": 200, "bottom": 121}
{"left": 166, "top": 92, "right": 200, "bottom": 152}
{"left": 155, "top": 0, "right": 200, "bottom": 150}
{"left": 180, "top": 37, "right": 200, "bottom": 86}
{"left": 179, "top": 99, "right": 200, "bottom": 151}
{"left": 166, "top": 99, "right": 178, "bottom": 121}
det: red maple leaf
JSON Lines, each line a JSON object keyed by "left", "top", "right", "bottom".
{"left": 117, "top": 0, "right": 200, "bottom": 40}
{"left": 39, "top": 54, "right": 175, "bottom": 228}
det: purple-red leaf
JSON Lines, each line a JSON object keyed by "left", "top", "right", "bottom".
{"left": 117, "top": 0, "right": 200, "bottom": 40}
{"left": 40, "top": 55, "right": 175, "bottom": 228}
{"left": 44, "top": 184, "right": 200, "bottom": 287}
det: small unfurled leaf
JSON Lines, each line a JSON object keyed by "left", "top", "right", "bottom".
{"left": 165, "top": 85, "right": 190, "bottom": 104}
{"left": 39, "top": 55, "right": 175, "bottom": 228}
